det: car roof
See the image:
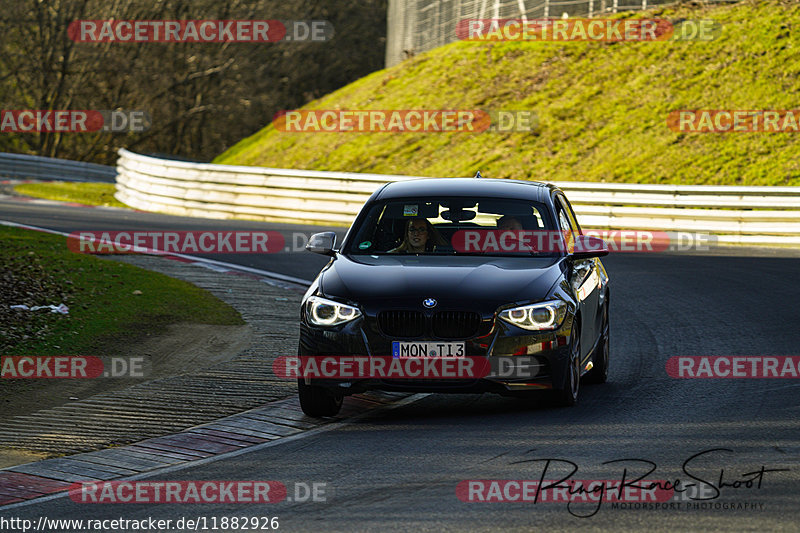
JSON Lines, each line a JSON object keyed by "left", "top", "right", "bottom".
{"left": 373, "top": 178, "right": 557, "bottom": 204}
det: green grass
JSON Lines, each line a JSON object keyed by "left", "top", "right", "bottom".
{"left": 215, "top": 0, "right": 800, "bottom": 186}
{"left": 14, "top": 182, "right": 128, "bottom": 208}
{"left": 0, "top": 225, "right": 244, "bottom": 356}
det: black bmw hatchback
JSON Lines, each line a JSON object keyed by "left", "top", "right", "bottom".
{"left": 297, "top": 178, "right": 610, "bottom": 417}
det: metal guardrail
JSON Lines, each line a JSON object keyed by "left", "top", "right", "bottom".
{"left": 550, "top": 182, "right": 800, "bottom": 245}
{"left": 0, "top": 152, "right": 117, "bottom": 183}
{"left": 116, "top": 148, "right": 800, "bottom": 245}
{"left": 115, "top": 148, "right": 424, "bottom": 225}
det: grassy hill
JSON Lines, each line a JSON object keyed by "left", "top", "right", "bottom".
{"left": 215, "top": 0, "right": 800, "bottom": 186}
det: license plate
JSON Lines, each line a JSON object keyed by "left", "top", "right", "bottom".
{"left": 392, "top": 341, "right": 465, "bottom": 358}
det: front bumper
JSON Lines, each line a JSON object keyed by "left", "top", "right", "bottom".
{"left": 298, "top": 313, "right": 574, "bottom": 395}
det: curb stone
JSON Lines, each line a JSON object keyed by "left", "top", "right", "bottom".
{"left": 0, "top": 254, "right": 411, "bottom": 506}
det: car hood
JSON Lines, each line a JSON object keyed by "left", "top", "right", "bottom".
{"left": 319, "top": 254, "right": 564, "bottom": 312}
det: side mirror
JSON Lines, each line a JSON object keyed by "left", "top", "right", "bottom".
{"left": 306, "top": 232, "right": 337, "bottom": 256}
{"left": 570, "top": 234, "right": 609, "bottom": 260}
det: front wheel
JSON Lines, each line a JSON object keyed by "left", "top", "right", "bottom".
{"left": 552, "top": 327, "right": 580, "bottom": 407}
{"left": 298, "top": 379, "right": 343, "bottom": 417}
{"left": 585, "top": 304, "right": 609, "bottom": 384}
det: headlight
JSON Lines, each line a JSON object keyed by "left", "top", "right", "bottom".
{"left": 306, "top": 296, "right": 361, "bottom": 326}
{"left": 498, "top": 300, "right": 567, "bottom": 331}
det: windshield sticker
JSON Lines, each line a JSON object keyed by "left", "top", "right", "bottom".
{"left": 359, "top": 241, "right": 372, "bottom": 249}
{"left": 403, "top": 204, "right": 419, "bottom": 216}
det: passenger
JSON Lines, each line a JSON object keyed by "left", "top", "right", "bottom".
{"left": 389, "top": 218, "right": 446, "bottom": 253}
{"left": 496, "top": 215, "right": 524, "bottom": 231}
{"left": 496, "top": 215, "right": 536, "bottom": 253}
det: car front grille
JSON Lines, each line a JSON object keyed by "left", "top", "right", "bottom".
{"left": 377, "top": 310, "right": 481, "bottom": 339}
{"left": 378, "top": 310, "right": 425, "bottom": 338}
{"left": 432, "top": 311, "right": 481, "bottom": 339}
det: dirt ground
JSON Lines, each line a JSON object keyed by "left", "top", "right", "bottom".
{"left": 0, "top": 322, "right": 252, "bottom": 468}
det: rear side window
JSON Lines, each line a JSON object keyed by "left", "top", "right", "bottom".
{"left": 556, "top": 194, "right": 582, "bottom": 234}
{"left": 557, "top": 209, "right": 576, "bottom": 254}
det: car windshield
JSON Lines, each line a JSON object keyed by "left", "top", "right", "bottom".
{"left": 346, "top": 197, "right": 559, "bottom": 256}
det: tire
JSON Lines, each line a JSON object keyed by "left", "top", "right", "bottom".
{"left": 585, "top": 303, "right": 609, "bottom": 384}
{"left": 298, "top": 379, "right": 343, "bottom": 417}
{"left": 552, "top": 324, "right": 580, "bottom": 407}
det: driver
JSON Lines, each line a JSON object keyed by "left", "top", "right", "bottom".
{"left": 389, "top": 218, "right": 446, "bottom": 253}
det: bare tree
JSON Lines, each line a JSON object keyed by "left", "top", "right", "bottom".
{"left": 0, "top": 0, "right": 387, "bottom": 164}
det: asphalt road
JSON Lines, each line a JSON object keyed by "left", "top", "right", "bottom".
{"left": 0, "top": 198, "right": 336, "bottom": 282}
{"left": 2, "top": 197, "right": 800, "bottom": 531}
